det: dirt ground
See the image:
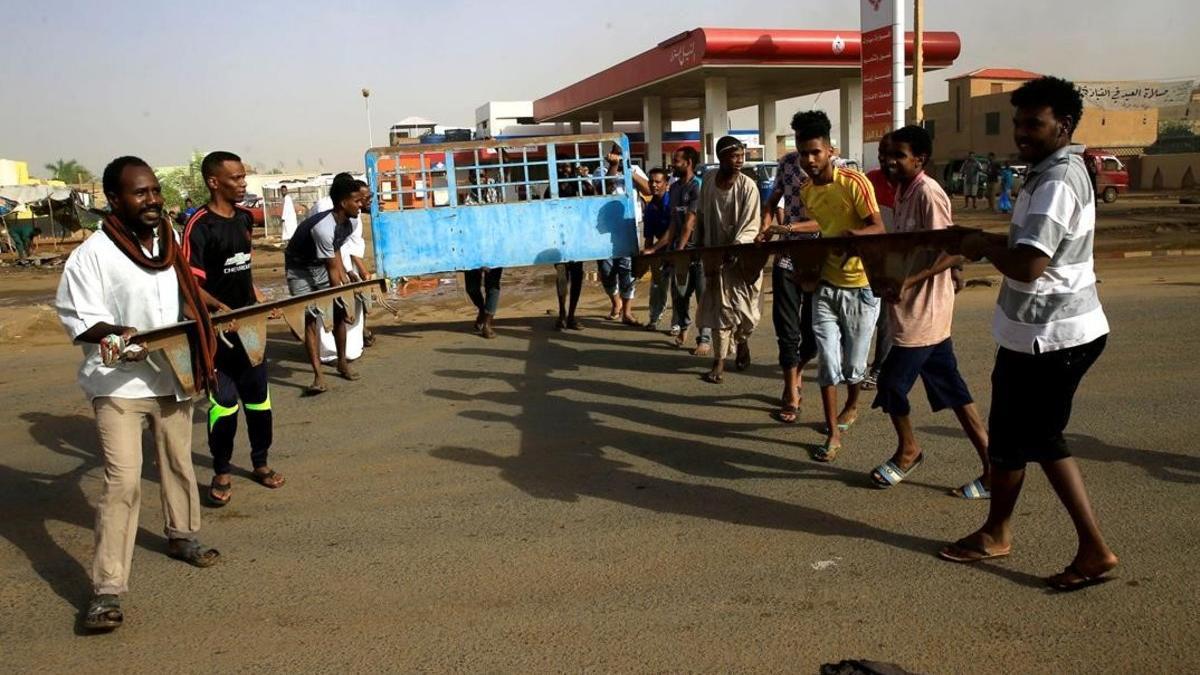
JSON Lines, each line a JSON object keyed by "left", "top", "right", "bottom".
{"left": 0, "top": 204, "right": 1198, "bottom": 673}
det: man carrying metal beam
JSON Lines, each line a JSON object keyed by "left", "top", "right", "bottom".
{"left": 695, "top": 136, "right": 763, "bottom": 384}
{"left": 56, "top": 156, "right": 220, "bottom": 632}
{"left": 184, "top": 151, "right": 285, "bottom": 507}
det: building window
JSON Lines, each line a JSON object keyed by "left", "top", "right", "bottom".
{"left": 925, "top": 119, "right": 936, "bottom": 140}
{"left": 991, "top": 82, "right": 1004, "bottom": 94}
{"left": 985, "top": 112, "right": 1000, "bottom": 136}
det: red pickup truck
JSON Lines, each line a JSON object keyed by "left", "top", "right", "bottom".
{"left": 1083, "top": 150, "right": 1129, "bottom": 204}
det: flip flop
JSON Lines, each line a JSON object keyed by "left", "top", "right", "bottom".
{"left": 837, "top": 417, "right": 857, "bottom": 433}
{"left": 337, "top": 369, "right": 361, "bottom": 382}
{"left": 207, "top": 476, "right": 232, "bottom": 507}
{"left": 938, "top": 538, "right": 1011, "bottom": 563}
{"left": 303, "top": 383, "right": 328, "bottom": 397}
{"left": 252, "top": 469, "right": 286, "bottom": 489}
{"left": 871, "top": 454, "right": 924, "bottom": 488}
{"left": 1046, "top": 563, "right": 1117, "bottom": 592}
{"left": 954, "top": 478, "right": 991, "bottom": 500}
{"left": 701, "top": 371, "right": 723, "bottom": 384}
{"left": 776, "top": 403, "right": 798, "bottom": 424}
{"left": 622, "top": 317, "right": 642, "bottom": 327}
{"left": 814, "top": 439, "right": 841, "bottom": 463}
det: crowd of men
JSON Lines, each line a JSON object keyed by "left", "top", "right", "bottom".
{"left": 53, "top": 75, "right": 1117, "bottom": 632}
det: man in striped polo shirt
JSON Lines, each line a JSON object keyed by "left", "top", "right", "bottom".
{"left": 940, "top": 76, "right": 1118, "bottom": 591}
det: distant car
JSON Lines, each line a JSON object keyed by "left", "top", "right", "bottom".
{"left": 241, "top": 194, "right": 264, "bottom": 226}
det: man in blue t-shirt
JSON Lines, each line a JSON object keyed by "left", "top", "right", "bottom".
{"left": 641, "top": 167, "right": 671, "bottom": 329}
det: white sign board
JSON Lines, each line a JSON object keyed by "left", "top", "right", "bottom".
{"left": 1078, "top": 80, "right": 1194, "bottom": 110}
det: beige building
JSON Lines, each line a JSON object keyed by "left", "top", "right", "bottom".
{"left": 914, "top": 68, "right": 1159, "bottom": 168}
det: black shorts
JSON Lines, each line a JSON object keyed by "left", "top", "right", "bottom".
{"left": 871, "top": 338, "right": 973, "bottom": 417}
{"left": 988, "top": 335, "right": 1107, "bottom": 471}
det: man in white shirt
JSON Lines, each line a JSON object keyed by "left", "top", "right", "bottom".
{"left": 279, "top": 184, "right": 298, "bottom": 241}
{"left": 56, "top": 156, "right": 220, "bottom": 632}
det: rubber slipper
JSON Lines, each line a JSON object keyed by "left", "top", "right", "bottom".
{"left": 303, "top": 383, "right": 328, "bottom": 397}
{"left": 207, "top": 476, "right": 232, "bottom": 507}
{"left": 938, "top": 538, "right": 1011, "bottom": 563}
{"left": 252, "top": 469, "right": 285, "bottom": 489}
{"left": 814, "top": 440, "right": 841, "bottom": 463}
{"left": 1046, "top": 563, "right": 1117, "bottom": 592}
{"left": 954, "top": 478, "right": 991, "bottom": 500}
{"left": 871, "top": 454, "right": 924, "bottom": 488}
{"left": 776, "top": 404, "right": 798, "bottom": 424}
{"left": 701, "top": 371, "right": 723, "bottom": 384}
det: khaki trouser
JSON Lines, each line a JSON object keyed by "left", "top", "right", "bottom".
{"left": 699, "top": 261, "right": 764, "bottom": 360}
{"left": 92, "top": 396, "right": 200, "bottom": 595}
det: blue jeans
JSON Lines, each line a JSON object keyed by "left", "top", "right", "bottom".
{"left": 464, "top": 267, "right": 502, "bottom": 315}
{"left": 597, "top": 257, "right": 634, "bottom": 300}
{"left": 812, "top": 283, "right": 880, "bottom": 387}
{"left": 670, "top": 260, "right": 711, "bottom": 344}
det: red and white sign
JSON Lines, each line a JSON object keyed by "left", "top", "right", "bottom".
{"left": 861, "top": 0, "right": 895, "bottom": 142}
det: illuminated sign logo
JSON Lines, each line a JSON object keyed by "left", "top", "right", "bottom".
{"left": 832, "top": 35, "right": 845, "bottom": 55}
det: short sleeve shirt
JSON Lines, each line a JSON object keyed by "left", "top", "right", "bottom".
{"left": 184, "top": 205, "right": 256, "bottom": 309}
{"left": 888, "top": 173, "right": 956, "bottom": 347}
{"left": 667, "top": 175, "right": 701, "bottom": 248}
{"left": 284, "top": 211, "right": 351, "bottom": 270}
{"left": 799, "top": 167, "right": 880, "bottom": 287}
{"left": 992, "top": 146, "right": 1109, "bottom": 354}
{"left": 643, "top": 193, "right": 670, "bottom": 244}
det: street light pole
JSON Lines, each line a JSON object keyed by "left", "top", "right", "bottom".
{"left": 362, "top": 88, "right": 374, "bottom": 148}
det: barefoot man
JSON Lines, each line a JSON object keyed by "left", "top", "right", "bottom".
{"left": 284, "top": 173, "right": 360, "bottom": 394}
{"left": 940, "top": 76, "right": 1118, "bottom": 591}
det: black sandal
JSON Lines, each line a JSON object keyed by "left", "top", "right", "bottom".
{"left": 207, "top": 476, "right": 231, "bottom": 507}
{"left": 167, "top": 538, "right": 221, "bottom": 568}
{"left": 252, "top": 469, "right": 285, "bottom": 489}
{"left": 83, "top": 594, "right": 123, "bottom": 631}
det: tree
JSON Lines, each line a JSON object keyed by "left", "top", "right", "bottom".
{"left": 44, "top": 158, "right": 94, "bottom": 183}
{"left": 157, "top": 152, "right": 208, "bottom": 209}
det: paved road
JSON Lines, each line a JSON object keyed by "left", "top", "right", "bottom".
{"left": 1, "top": 258, "right": 1197, "bottom": 673}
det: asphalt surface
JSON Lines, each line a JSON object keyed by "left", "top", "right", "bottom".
{"left": 0, "top": 257, "right": 1198, "bottom": 673}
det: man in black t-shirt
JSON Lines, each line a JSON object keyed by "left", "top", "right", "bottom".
{"left": 184, "top": 151, "right": 284, "bottom": 507}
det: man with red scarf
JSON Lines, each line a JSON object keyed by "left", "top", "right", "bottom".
{"left": 56, "top": 156, "right": 220, "bottom": 632}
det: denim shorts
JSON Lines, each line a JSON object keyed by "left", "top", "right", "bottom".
{"left": 812, "top": 283, "right": 880, "bottom": 387}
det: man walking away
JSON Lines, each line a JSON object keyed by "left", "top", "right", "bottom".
{"left": 962, "top": 152, "right": 981, "bottom": 210}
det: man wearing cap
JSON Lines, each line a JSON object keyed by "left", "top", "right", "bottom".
{"left": 696, "top": 136, "right": 763, "bottom": 383}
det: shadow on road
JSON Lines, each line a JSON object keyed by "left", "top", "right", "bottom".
{"left": 1, "top": 412, "right": 169, "bottom": 609}
{"left": 428, "top": 317, "right": 1044, "bottom": 588}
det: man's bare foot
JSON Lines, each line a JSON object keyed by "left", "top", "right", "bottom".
{"left": 938, "top": 529, "right": 1012, "bottom": 563}
{"left": 337, "top": 365, "right": 360, "bottom": 381}
{"left": 621, "top": 313, "right": 641, "bottom": 326}
{"left": 836, "top": 406, "right": 858, "bottom": 431}
{"left": 304, "top": 378, "right": 328, "bottom": 396}
{"left": 692, "top": 342, "right": 712, "bottom": 357}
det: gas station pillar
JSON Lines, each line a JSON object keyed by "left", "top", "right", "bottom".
{"left": 703, "top": 76, "right": 728, "bottom": 163}
{"left": 642, "top": 95, "right": 664, "bottom": 170}
{"left": 838, "top": 77, "right": 863, "bottom": 166}
{"left": 758, "top": 96, "right": 778, "bottom": 162}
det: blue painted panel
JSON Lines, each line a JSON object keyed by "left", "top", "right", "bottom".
{"left": 365, "top": 133, "right": 640, "bottom": 278}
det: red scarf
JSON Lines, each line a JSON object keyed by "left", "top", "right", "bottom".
{"left": 102, "top": 214, "right": 217, "bottom": 393}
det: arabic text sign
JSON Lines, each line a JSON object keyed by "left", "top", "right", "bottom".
{"left": 1078, "top": 80, "right": 1194, "bottom": 110}
{"left": 861, "top": 0, "right": 895, "bottom": 142}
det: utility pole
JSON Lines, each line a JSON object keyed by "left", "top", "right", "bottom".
{"left": 913, "top": 0, "right": 925, "bottom": 124}
{"left": 362, "top": 88, "right": 374, "bottom": 148}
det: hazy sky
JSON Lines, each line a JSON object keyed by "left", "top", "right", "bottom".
{"left": 3, "top": 0, "right": 1196, "bottom": 177}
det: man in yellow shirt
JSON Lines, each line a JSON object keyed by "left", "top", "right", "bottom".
{"left": 786, "top": 111, "right": 886, "bottom": 460}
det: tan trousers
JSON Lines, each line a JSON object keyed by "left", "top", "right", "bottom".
{"left": 92, "top": 396, "right": 201, "bottom": 595}
{"left": 699, "top": 262, "right": 764, "bottom": 360}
